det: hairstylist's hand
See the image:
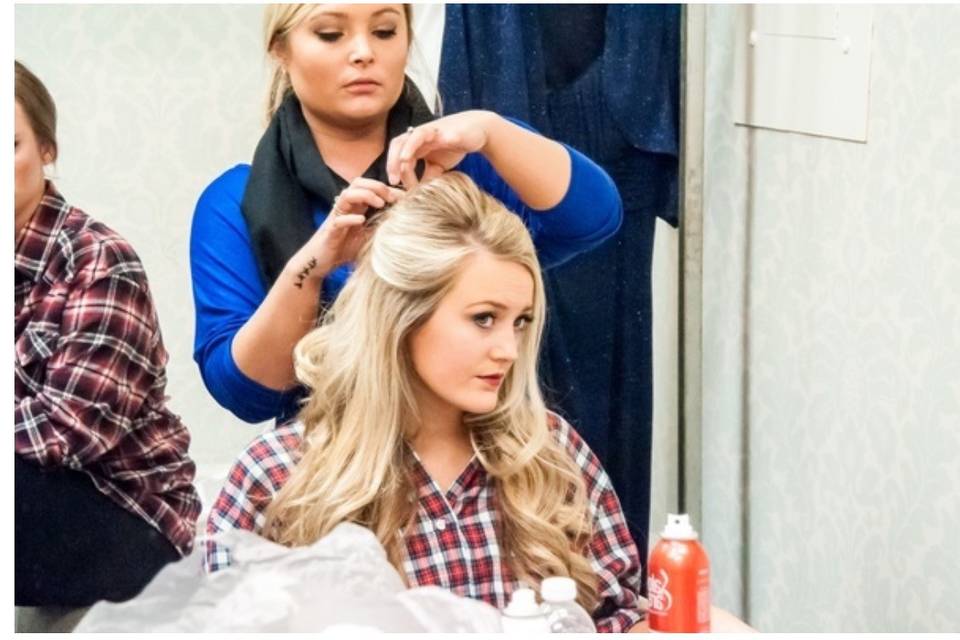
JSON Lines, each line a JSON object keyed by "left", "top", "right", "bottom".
{"left": 292, "top": 178, "right": 403, "bottom": 283}
{"left": 386, "top": 110, "right": 497, "bottom": 191}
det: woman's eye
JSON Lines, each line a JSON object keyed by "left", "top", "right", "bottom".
{"left": 473, "top": 313, "right": 495, "bottom": 329}
{"left": 316, "top": 31, "right": 342, "bottom": 42}
{"left": 373, "top": 28, "right": 397, "bottom": 40}
{"left": 515, "top": 315, "right": 533, "bottom": 331}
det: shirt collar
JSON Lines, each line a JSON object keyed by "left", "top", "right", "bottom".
{"left": 15, "top": 181, "right": 69, "bottom": 285}
{"left": 407, "top": 444, "right": 483, "bottom": 500}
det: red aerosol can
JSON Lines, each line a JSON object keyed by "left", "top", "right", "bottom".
{"left": 647, "top": 513, "right": 710, "bottom": 632}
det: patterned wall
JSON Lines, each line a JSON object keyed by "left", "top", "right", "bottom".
{"left": 701, "top": 5, "right": 960, "bottom": 631}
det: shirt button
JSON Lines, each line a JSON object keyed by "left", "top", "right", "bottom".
{"left": 435, "top": 518, "right": 446, "bottom": 531}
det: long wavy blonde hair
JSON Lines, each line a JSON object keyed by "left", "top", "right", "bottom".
{"left": 264, "top": 172, "right": 599, "bottom": 611}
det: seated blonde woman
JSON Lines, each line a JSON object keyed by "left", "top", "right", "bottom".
{"left": 204, "top": 172, "right": 645, "bottom": 632}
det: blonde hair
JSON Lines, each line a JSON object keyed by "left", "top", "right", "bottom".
{"left": 262, "top": 3, "right": 415, "bottom": 124}
{"left": 264, "top": 172, "right": 599, "bottom": 611}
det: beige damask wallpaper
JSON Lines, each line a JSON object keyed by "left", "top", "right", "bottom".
{"left": 700, "top": 5, "right": 960, "bottom": 632}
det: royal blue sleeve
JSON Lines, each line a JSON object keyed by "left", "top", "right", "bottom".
{"left": 456, "top": 117, "right": 623, "bottom": 269}
{"left": 189, "top": 165, "right": 298, "bottom": 423}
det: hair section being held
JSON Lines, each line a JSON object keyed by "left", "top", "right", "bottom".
{"left": 266, "top": 171, "right": 598, "bottom": 612}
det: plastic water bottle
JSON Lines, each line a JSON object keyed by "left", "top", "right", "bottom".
{"left": 647, "top": 513, "right": 710, "bottom": 633}
{"left": 540, "top": 576, "right": 596, "bottom": 633}
{"left": 501, "top": 587, "right": 549, "bottom": 634}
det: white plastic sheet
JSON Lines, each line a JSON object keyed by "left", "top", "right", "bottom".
{"left": 75, "top": 523, "right": 503, "bottom": 632}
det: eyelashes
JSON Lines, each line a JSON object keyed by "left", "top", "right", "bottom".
{"left": 515, "top": 315, "right": 532, "bottom": 331}
{"left": 315, "top": 28, "right": 398, "bottom": 43}
{"left": 473, "top": 313, "right": 494, "bottom": 329}
{"left": 472, "top": 312, "right": 534, "bottom": 331}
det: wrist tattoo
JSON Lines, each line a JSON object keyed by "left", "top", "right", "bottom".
{"left": 293, "top": 257, "right": 319, "bottom": 289}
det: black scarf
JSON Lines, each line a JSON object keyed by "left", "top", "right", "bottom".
{"left": 240, "top": 78, "right": 435, "bottom": 289}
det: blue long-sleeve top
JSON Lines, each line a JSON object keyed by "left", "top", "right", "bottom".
{"left": 190, "top": 122, "right": 622, "bottom": 424}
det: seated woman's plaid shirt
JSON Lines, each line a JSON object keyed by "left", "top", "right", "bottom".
{"left": 205, "top": 412, "right": 645, "bottom": 632}
{"left": 14, "top": 182, "right": 200, "bottom": 555}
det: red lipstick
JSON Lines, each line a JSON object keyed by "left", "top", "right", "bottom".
{"left": 477, "top": 374, "right": 504, "bottom": 388}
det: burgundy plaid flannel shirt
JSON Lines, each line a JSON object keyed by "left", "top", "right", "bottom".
{"left": 205, "top": 412, "right": 645, "bottom": 632}
{"left": 14, "top": 182, "right": 200, "bottom": 555}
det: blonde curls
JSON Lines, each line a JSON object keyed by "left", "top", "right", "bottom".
{"left": 264, "top": 172, "right": 598, "bottom": 612}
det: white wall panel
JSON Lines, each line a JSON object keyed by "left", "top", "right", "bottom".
{"left": 702, "top": 5, "right": 960, "bottom": 631}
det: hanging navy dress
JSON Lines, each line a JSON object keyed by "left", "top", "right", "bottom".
{"left": 440, "top": 4, "right": 681, "bottom": 574}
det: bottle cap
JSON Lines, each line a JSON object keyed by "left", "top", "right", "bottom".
{"left": 661, "top": 513, "right": 699, "bottom": 540}
{"left": 541, "top": 576, "right": 577, "bottom": 602}
{"left": 503, "top": 587, "right": 540, "bottom": 617}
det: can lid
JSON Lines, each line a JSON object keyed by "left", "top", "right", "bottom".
{"left": 503, "top": 587, "right": 540, "bottom": 617}
{"left": 541, "top": 576, "right": 577, "bottom": 602}
{"left": 661, "top": 513, "right": 699, "bottom": 540}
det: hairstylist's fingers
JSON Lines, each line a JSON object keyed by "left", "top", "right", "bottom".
{"left": 386, "top": 131, "right": 412, "bottom": 185}
{"left": 389, "top": 125, "right": 444, "bottom": 188}
{"left": 348, "top": 178, "right": 402, "bottom": 204}
{"left": 336, "top": 188, "right": 386, "bottom": 214}
{"left": 397, "top": 138, "right": 446, "bottom": 166}
{"left": 420, "top": 161, "right": 446, "bottom": 185}
{"left": 399, "top": 156, "right": 420, "bottom": 191}
{"left": 327, "top": 213, "right": 367, "bottom": 232}
{"left": 398, "top": 125, "right": 438, "bottom": 165}
{"left": 420, "top": 128, "right": 464, "bottom": 158}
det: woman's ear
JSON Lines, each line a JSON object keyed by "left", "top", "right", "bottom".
{"left": 269, "top": 40, "right": 289, "bottom": 72}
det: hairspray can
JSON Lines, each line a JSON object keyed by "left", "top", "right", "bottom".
{"left": 647, "top": 513, "right": 710, "bottom": 632}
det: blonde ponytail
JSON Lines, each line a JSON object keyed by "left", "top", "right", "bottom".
{"left": 264, "top": 64, "right": 292, "bottom": 125}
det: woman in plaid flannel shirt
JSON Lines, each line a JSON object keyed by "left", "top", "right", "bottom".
{"left": 14, "top": 61, "right": 200, "bottom": 607}
{"left": 206, "top": 172, "right": 645, "bottom": 632}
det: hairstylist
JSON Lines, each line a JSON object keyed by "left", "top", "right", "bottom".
{"left": 190, "top": 4, "right": 624, "bottom": 424}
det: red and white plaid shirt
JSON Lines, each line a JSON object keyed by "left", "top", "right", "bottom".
{"left": 205, "top": 412, "right": 644, "bottom": 632}
{"left": 14, "top": 182, "right": 201, "bottom": 555}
